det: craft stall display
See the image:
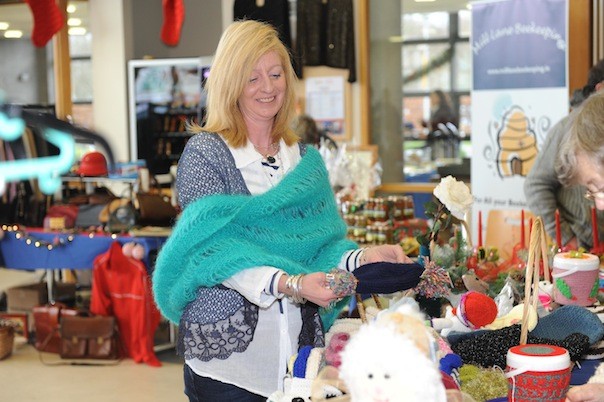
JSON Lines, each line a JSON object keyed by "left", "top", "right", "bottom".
{"left": 268, "top": 176, "right": 604, "bottom": 402}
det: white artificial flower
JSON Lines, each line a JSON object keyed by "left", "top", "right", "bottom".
{"left": 433, "top": 175, "right": 473, "bottom": 220}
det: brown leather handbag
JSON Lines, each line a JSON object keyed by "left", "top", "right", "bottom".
{"left": 33, "top": 303, "right": 78, "bottom": 354}
{"left": 59, "top": 315, "right": 119, "bottom": 360}
{"left": 135, "top": 192, "right": 178, "bottom": 227}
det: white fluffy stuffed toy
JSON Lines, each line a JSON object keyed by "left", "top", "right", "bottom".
{"left": 339, "top": 314, "right": 447, "bottom": 402}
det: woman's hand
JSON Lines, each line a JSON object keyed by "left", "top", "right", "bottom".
{"left": 565, "top": 383, "right": 604, "bottom": 402}
{"left": 279, "top": 272, "right": 338, "bottom": 308}
{"left": 362, "top": 244, "right": 413, "bottom": 265}
{"left": 299, "top": 272, "right": 339, "bottom": 308}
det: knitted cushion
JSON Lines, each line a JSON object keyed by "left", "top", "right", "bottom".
{"left": 354, "top": 262, "right": 424, "bottom": 294}
{"left": 530, "top": 305, "right": 604, "bottom": 345}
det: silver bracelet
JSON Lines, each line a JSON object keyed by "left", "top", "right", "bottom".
{"left": 359, "top": 248, "right": 368, "bottom": 266}
{"left": 285, "top": 274, "right": 306, "bottom": 304}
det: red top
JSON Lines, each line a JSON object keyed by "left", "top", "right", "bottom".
{"left": 90, "top": 242, "right": 161, "bottom": 366}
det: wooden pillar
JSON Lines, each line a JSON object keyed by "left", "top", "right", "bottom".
{"left": 568, "top": 0, "right": 593, "bottom": 95}
{"left": 359, "top": 0, "right": 370, "bottom": 145}
{"left": 52, "top": 0, "right": 72, "bottom": 120}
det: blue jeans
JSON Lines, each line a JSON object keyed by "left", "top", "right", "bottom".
{"left": 183, "top": 364, "right": 266, "bottom": 402}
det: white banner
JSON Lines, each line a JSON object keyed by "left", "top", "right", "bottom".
{"left": 470, "top": 0, "right": 568, "bottom": 241}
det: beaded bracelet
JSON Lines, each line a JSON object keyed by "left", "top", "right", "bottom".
{"left": 285, "top": 274, "right": 307, "bottom": 304}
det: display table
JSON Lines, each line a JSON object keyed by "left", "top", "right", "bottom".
{"left": 0, "top": 227, "right": 175, "bottom": 351}
{"left": 0, "top": 228, "right": 167, "bottom": 271}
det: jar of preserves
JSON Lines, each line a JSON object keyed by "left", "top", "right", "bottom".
{"left": 364, "top": 198, "right": 375, "bottom": 220}
{"left": 374, "top": 198, "right": 388, "bottom": 222}
{"left": 403, "top": 196, "right": 415, "bottom": 219}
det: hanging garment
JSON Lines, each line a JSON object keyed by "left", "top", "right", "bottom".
{"left": 233, "top": 0, "right": 299, "bottom": 74}
{"left": 91, "top": 241, "right": 162, "bottom": 367}
{"left": 296, "top": 0, "right": 356, "bottom": 82}
{"left": 233, "top": 0, "right": 292, "bottom": 49}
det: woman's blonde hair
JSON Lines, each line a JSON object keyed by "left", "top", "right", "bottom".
{"left": 556, "top": 91, "right": 604, "bottom": 186}
{"left": 189, "top": 20, "right": 298, "bottom": 147}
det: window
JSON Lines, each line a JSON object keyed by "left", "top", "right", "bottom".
{"left": 68, "top": 33, "right": 92, "bottom": 103}
{"left": 402, "top": 12, "right": 449, "bottom": 40}
{"left": 401, "top": 11, "right": 471, "bottom": 138}
{"left": 368, "top": 2, "right": 473, "bottom": 183}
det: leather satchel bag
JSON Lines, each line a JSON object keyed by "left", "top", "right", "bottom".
{"left": 59, "top": 315, "right": 119, "bottom": 360}
{"left": 136, "top": 192, "right": 178, "bottom": 227}
{"left": 33, "top": 303, "right": 79, "bottom": 354}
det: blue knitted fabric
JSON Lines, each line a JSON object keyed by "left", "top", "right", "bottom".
{"left": 152, "top": 146, "right": 357, "bottom": 323}
{"left": 530, "top": 305, "right": 604, "bottom": 345}
{"left": 293, "top": 345, "right": 313, "bottom": 378}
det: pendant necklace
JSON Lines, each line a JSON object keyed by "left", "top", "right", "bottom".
{"left": 251, "top": 141, "right": 279, "bottom": 163}
{"left": 261, "top": 150, "right": 283, "bottom": 187}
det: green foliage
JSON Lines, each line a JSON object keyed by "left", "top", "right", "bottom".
{"left": 416, "top": 199, "right": 457, "bottom": 247}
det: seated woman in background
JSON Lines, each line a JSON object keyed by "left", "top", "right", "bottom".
{"left": 424, "top": 89, "right": 459, "bottom": 160}
{"left": 555, "top": 90, "right": 604, "bottom": 402}
{"left": 427, "top": 89, "right": 458, "bottom": 133}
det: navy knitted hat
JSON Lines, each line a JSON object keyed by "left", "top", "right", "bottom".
{"left": 353, "top": 262, "right": 424, "bottom": 294}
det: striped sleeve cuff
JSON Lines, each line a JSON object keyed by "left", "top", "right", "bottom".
{"left": 264, "top": 270, "right": 286, "bottom": 299}
{"left": 339, "top": 248, "right": 364, "bottom": 272}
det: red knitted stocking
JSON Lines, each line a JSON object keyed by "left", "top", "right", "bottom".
{"left": 25, "top": 0, "right": 65, "bottom": 48}
{"left": 160, "top": 0, "right": 185, "bottom": 46}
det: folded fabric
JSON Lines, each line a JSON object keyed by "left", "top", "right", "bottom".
{"left": 570, "top": 358, "right": 602, "bottom": 386}
{"left": 354, "top": 262, "right": 424, "bottom": 294}
{"left": 293, "top": 345, "right": 313, "bottom": 378}
{"left": 451, "top": 324, "right": 590, "bottom": 368}
{"left": 530, "top": 305, "right": 604, "bottom": 345}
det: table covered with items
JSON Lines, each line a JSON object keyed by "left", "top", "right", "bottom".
{"left": 266, "top": 176, "right": 604, "bottom": 402}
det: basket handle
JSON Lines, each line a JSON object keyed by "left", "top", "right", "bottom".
{"left": 520, "top": 217, "right": 548, "bottom": 345}
{"left": 355, "top": 294, "right": 383, "bottom": 323}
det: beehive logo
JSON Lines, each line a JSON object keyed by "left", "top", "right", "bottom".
{"left": 495, "top": 106, "right": 538, "bottom": 177}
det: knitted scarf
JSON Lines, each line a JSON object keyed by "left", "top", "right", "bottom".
{"left": 152, "top": 147, "right": 357, "bottom": 323}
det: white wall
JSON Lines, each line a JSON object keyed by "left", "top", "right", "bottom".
{"left": 90, "top": 0, "right": 130, "bottom": 163}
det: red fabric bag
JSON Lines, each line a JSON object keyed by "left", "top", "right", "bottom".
{"left": 43, "top": 204, "right": 79, "bottom": 230}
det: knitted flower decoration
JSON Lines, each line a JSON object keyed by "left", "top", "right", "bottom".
{"left": 417, "top": 175, "right": 474, "bottom": 248}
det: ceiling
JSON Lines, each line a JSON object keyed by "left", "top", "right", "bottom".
{"left": 0, "top": 1, "right": 89, "bottom": 38}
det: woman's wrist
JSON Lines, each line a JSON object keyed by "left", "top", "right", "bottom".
{"left": 280, "top": 274, "right": 307, "bottom": 304}
{"left": 359, "top": 247, "right": 369, "bottom": 266}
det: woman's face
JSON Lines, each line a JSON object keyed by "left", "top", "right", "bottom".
{"left": 576, "top": 152, "right": 604, "bottom": 210}
{"left": 238, "top": 51, "right": 286, "bottom": 125}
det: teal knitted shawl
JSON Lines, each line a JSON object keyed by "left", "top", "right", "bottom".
{"left": 152, "top": 147, "right": 357, "bottom": 323}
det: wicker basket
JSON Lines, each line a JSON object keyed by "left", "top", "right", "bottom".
{"left": 0, "top": 325, "right": 15, "bottom": 360}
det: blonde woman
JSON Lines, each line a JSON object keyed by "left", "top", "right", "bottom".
{"left": 152, "top": 20, "right": 411, "bottom": 401}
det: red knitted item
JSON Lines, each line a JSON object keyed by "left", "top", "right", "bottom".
{"left": 25, "top": 0, "right": 65, "bottom": 48}
{"left": 160, "top": 0, "right": 185, "bottom": 46}
{"left": 455, "top": 291, "right": 498, "bottom": 329}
